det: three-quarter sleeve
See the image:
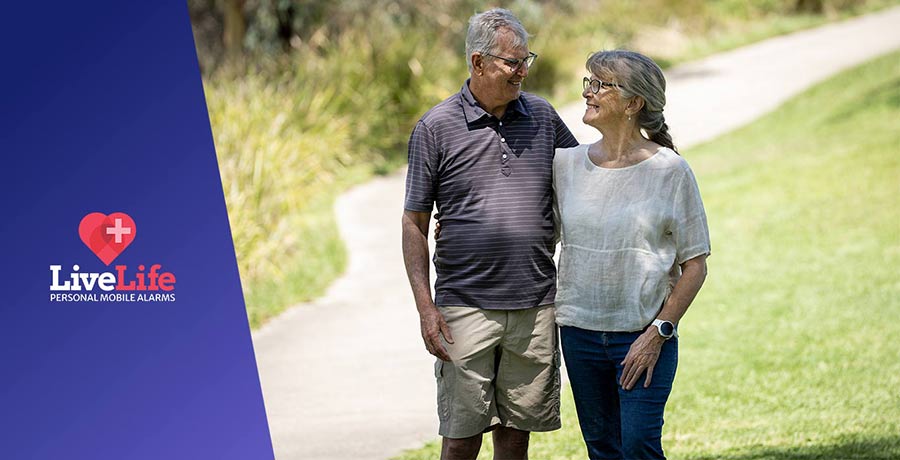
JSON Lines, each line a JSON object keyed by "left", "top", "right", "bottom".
{"left": 672, "top": 165, "right": 711, "bottom": 264}
{"left": 404, "top": 120, "right": 439, "bottom": 212}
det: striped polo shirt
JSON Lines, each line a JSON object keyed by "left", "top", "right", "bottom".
{"left": 405, "top": 80, "right": 578, "bottom": 310}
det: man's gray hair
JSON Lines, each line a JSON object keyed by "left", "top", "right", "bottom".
{"left": 465, "top": 8, "right": 529, "bottom": 72}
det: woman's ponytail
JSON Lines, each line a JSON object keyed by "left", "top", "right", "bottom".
{"left": 648, "top": 120, "right": 677, "bottom": 154}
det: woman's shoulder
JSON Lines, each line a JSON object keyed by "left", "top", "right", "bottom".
{"left": 554, "top": 144, "right": 588, "bottom": 164}
{"left": 556, "top": 144, "right": 588, "bottom": 155}
{"left": 651, "top": 146, "right": 694, "bottom": 173}
{"left": 553, "top": 144, "right": 587, "bottom": 183}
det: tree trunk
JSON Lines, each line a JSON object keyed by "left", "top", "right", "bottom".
{"left": 794, "top": 0, "right": 824, "bottom": 14}
{"left": 221, "top": 0, "right": 245, "bottom": 59}
{"left": 277, "top": 3, "right": 296, "bottom": 51}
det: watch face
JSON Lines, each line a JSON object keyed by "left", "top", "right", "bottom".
{"left": 659, "top": 321, "right": 675, "bottom": 336}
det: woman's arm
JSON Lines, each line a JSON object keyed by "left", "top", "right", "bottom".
{"left": 619, "top": 253, "right": 708, "bottom": 390}
{"left": 656, "top": 254, "right": 708, "bottom": 326}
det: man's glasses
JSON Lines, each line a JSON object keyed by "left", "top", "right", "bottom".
{"left": 484, "top": 52, "right": 538, "bottom": 71}
{"left": 583, "top": 76, "right": 621, "bottom": 93}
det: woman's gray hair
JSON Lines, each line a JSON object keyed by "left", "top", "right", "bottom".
{"left": 466, "top": 8, "right": 529, "bottom": 72}
{"left": 587, "top": 50, "right": 677, "bottom": 153}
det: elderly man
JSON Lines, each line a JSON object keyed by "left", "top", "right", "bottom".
{"left": 401, "top": 8, "right": 578, "bottom": 460}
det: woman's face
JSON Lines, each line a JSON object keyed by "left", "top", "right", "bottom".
{"left": 582, "top": 73, "right": 626, "bottom": 129}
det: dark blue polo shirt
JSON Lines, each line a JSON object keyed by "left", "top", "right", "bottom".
{"left": 404, "top": 80, "right": 578, "bottom": 310}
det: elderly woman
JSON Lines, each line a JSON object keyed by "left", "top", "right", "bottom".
{"left": 553, "top": 50, "right": 710, "bottom": 459}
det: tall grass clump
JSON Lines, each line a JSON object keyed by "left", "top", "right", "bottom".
{"left": 203, "top": 9, "right": 468, "bottom": 327}
{"left": 204, "top": 66, "right": 357, "bottom": 328}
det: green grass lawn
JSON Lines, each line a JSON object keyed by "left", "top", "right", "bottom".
{"left": 394, "top": 50, "right": 900, "bottom": 460}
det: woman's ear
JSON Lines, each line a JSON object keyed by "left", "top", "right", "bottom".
{"left": 626, "top": 96, "right": 645, "bottom": 117}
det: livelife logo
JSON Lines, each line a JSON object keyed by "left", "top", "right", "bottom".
{"left": 49, "top": 212, "right": 176, "bottom": 303}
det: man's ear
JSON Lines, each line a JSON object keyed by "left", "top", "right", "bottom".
{"left": 471, "top": 53, "right": 484, "bottom": 75}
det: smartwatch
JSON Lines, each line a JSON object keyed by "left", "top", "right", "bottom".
{"left": 651, "top": 319, "right": 676, "bottom": 339}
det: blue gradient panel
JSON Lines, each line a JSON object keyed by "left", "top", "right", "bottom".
{"left": 0, "top": 2, "right": 274, "bottom": 459}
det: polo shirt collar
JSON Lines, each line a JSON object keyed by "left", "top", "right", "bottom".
{"left": 460, "top": 79, "right": 530, "bottom": 123}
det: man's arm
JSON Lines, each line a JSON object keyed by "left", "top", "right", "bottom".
{"left": 402, "top": 210, "right": 453, "bottom": 361}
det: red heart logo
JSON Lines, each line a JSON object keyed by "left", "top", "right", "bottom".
{"left": 78, "top": 212, "right": 137, "bottom": 266}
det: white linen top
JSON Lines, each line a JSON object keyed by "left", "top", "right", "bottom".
{"left": 553, "top": 144, "right": 710, "bottom": 331}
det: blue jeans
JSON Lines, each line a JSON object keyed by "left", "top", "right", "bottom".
{"left": 560, "top": 326, "right": 678, "bottom": 460}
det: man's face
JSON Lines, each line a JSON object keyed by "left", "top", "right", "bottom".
{"left": 478, "top": 28, "right": 530, "bottom": 105}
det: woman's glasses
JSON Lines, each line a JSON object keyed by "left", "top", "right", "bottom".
{"left": 583, "top": 76, "right": 621, "bottom": 93}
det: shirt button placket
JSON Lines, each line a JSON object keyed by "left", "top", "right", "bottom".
{"left": 499, "top": 120, "right": 512, "bottom": 176}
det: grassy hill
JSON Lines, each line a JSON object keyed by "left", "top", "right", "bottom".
{"left": 395, "top": 49, "right": 900, "bottom": 460}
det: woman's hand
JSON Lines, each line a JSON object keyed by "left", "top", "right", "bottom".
{"left": 620, "top": 329, "right": 666, "bottom": 390}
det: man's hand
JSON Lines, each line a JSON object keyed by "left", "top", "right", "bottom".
{"left": 419, "top": 304, "right": 454, "bottom": 361}
{"left": 619, "top": 328, "right": 665, "bottom": 390}
{"left": 402, "top": 209, "right": 455, "bottom": 361}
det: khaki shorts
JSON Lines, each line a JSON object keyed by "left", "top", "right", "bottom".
{"left": 434, "top": 304, "right": 561, "bottom": 439}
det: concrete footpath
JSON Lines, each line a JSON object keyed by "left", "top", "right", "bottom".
{"left": 251, "top": 7, "right": 900, "bottom": 460}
